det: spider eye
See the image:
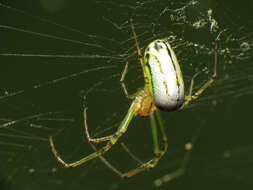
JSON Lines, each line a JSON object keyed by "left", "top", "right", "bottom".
{"left": 154, "top": 42, "right": 166, "bottom": 51}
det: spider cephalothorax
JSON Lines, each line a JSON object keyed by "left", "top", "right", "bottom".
{"left": 135, "top": 89, "right": 156, "bottom": 117}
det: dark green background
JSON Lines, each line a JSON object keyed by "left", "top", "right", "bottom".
{"left": 1, "top": 0, "right": 253, "bottom": 190}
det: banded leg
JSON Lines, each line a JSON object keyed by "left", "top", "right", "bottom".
{"left": 49, "top": 101, "right": 137, "bottom": 168}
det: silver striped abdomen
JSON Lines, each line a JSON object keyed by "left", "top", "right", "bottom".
{"left": 145, "top": 40, "right": 185, "bottom": 111}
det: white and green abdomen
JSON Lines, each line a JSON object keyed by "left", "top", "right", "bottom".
{"left": 145, "top": 40, "right": 184, "bottom": 111}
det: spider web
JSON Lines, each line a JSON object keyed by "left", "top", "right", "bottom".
{"left": 0, "top": 0, "right": 253, "bottom": 189}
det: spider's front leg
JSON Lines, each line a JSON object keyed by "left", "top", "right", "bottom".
{"left": 49, "top": 100, "right": 137, "bottom": 168}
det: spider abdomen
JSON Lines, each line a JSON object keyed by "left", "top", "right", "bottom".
{"left": 144, "top": 40, "right": 185, "bottom": 111}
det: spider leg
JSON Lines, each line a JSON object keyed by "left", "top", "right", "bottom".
{"left": 83, "top": 107, "right": 115, "bottom": 143}
{"left": 120, "top": 62, "right": 130, "bottom": 98}
{"left": 183, "top": 34, "right": 220, "bottom": 106}
{"left": 153, "top": 126, "right": 201, "bottom": 186}
{"left": 87, "top": 110, "right": 168, "bottom": 178}
{"left": 49, "top": 101, "right": 137, "bottom": 168}
{"left": 121, "top": 110, "right": 168, "bottom": 178}
{"left": 89, "top": 142, "right": 125, "bottom": 177}
{"left": 119, "top": 19, "right": 150, "bottom": 99}
{"left": 119, "top": 109, "right": 168, "bottom": 167}
{"left": 130, "top": 19, "right": 145, "bottom": 72}
{"left": 188, "top": 72, "right": 201, "bottom": 97}
{"left": 88, "top": 142, "right": 143, "bottom": 177}
{"left": 153, "top": 142, "right": 194, "bottom": 186}
{"left": 130, "top": 19, "right": 149, "bottom": 85}
{"left": 120, "top": 142, "right": 144, "bottom": 165}
{"left": 120, "top": 62, "right": 139, "bottom": 99}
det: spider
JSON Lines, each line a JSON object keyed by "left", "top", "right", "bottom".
{"left": 49, "top": 19, "right": 222, "bottom": 178}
